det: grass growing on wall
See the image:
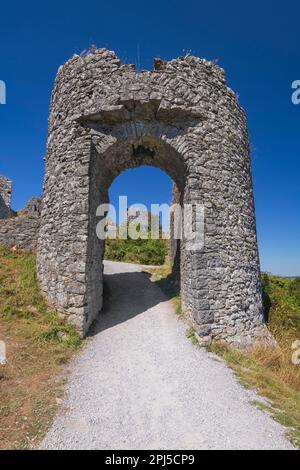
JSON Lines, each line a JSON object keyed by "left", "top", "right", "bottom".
{"left": 0, "top": 247, "right": 81, "bottom": 449}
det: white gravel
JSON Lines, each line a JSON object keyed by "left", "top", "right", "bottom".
{"left": 40, "top": 261, "right": 294, "bottom": 450}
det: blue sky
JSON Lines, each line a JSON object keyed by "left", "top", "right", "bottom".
{"left": 0, "top": 0, "right": 299, "bottom": 275}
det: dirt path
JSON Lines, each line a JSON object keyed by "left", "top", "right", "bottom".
{"left": 40, "top": 261, "right": 293, "bottom": 450}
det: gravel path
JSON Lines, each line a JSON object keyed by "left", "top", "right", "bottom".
{"left": 40, "top": 261, "right": 294, "bottom": 450}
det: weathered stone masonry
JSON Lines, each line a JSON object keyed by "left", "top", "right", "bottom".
{"left": 37, "top": 48, "right": 271, "bottom": 347}
{"left": 0, "top": 215, "right": 40, "bottom": 251}
{"left": 0, "top": 180, "right": 41, "bottom": 250}
{"left": 0, "top": 176, "right": 12, "bottom": 219}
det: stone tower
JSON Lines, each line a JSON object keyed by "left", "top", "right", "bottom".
{"left": 37, "top": 49, "right": 271, "bottom": 347}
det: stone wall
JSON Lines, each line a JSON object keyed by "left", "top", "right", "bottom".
{"left": 37, "top": 48, "right": 271, "bottom": 346}
{"left": 0, "top": 176, "right": 12, "bottom": 219}
{"left": 169, "top": 183, "right": 181, "bottom": 291}
{"left": 0, "top": 186, "right": 41, "bottom": 250}
{"left": 0, "top": 215, "right": 40, "bottom": 251}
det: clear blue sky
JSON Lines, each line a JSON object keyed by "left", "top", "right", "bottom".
{"left": 0, "top": 0, "right": 299, "bottom": 275}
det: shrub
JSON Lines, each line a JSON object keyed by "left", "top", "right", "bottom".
{"left": 289, "top": 278, "right": 300, "bottom": 305}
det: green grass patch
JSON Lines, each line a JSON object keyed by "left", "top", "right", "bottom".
{"left": 262, "top": 273, "right": 300, "bottom": 340}
{"left": 104, "top": 233, "right": 167, "bottom": 266}
{"left": 0, "top": 247, "right": 81, "bottom": 449}
{"left": 172, "top": 295, "right": 182, "bottom": 317}
{"left": 0, "top": 248, "right": 80, "bottom": 349}
{"left": 186, "top": 327, "right": 198, "bottom": 345}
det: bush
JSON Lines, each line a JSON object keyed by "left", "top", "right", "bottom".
{"left": 261, "top": 273, "right": 300, "bottom": 335}
{"left": 289, "top": 278, "right": 300, "bottom": 305}
{"left": 104, "top": 215, "right": 168, "bottom": 265}
{"left": 105, "top": 237, "right": 167, "bottom": 265}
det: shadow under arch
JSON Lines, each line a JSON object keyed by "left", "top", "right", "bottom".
{"left": 88, "top": 267, "right": 168, "bottom": 336}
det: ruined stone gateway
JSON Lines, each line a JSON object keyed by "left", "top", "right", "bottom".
{"left": 37, "top": 48, "right": 271, "bottom": 347}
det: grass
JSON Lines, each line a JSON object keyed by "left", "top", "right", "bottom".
{"left": 105, "top": 237, "right": 167, "bottom": 266}
{"left": 149, "top": 260, "right": 300, "bottom": 448}
{"left": 0, "top": 247, "right": 81, "bottom": 449}
{"left": 262, "top": 273, "right": 300, "bottom": 344}
{"left": 207, "top": 341, "right": 300, "bottom": 448}
{"left": 186, "top": 327, "right": 198, "bottom": 345}
{"left": 1, "top": 244, "right": 299, "bottom": 448}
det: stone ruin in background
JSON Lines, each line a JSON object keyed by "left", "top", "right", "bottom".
{"left": 0, "top": 175, "right": 41, "bottom": 250}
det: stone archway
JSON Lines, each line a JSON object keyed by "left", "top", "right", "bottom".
{"left": 37, "top": 48, "right": 270, "bottom": 347}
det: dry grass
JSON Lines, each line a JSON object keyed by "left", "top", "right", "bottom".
{"left": 250, "top": 342, "right": 300, "bottom": 391}
{"left": 208, "top": 341, "right": 300, "bottom": 448}
{"left": 0, "top": 247, "right": 81, "bottom": 449}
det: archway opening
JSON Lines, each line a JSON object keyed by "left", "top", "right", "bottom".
{"left": 104, "top": 166, "right": 173, "bottom": 267}
{"left": 83, "top": 165, "right": 182, "bottom": 333}
{"left": 84, "top": 136, "right": 186, "bottom": 331}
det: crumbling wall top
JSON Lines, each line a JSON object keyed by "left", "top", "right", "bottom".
{"left": 47, "top": 48, "right": 245, "bottom": 156}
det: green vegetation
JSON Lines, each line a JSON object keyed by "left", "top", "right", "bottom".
{"left": 186, "top": 327, "right": 198, "bottom": 345}
{"left": 0, "top": 248, "right": 80, "bottom": 348}
{"left": 0, "top": 247, "right": 81, "bottom": 449}
{"left": 1, "top": 243, "right": 299, "bottom": 448}
{"left": 105, "top": 237, "right": 167, "bottom": 265}
{"left": 173, "top": 295, "right": 182, "bottom": 317}
{"left": 261, "top": 273, "right": 300, "bottom": 343}
{"left": 104, "top": 219, "right": 168, "bottom": 266}
{"left": 288, "top": 277, "right": 300, "bottom": 305}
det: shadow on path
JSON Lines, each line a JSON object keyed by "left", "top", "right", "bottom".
{"left": 89, "top": 267, "right": 169, "bottom": 336}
